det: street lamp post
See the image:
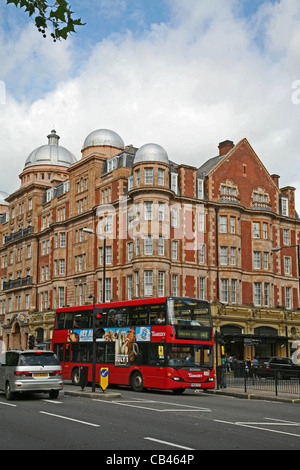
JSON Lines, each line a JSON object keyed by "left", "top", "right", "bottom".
{"left": 83, "top": 227, "right": 106, "bottom": 392}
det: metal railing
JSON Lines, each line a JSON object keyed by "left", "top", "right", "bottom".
{"left": 216, "top": 364, "right": 300, "bottom": 397}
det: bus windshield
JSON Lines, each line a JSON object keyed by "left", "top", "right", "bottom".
{"left": 168, "top": 298, "right": 211, "bottom": 326}
{"left": 167, "top": 344, "right": 212, "bottom": 368}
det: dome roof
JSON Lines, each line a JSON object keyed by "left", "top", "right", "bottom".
{"left": 82, "top": 129, "right": 125, "bottom": 150}
{"left": 134, "top": 143, "right": 169, "bottom": 165}
{"left": 0, "top": 191, "right": 9, "bottom": 206}
{"left": 24, "top": 130, "right": 77, "bottom": 169}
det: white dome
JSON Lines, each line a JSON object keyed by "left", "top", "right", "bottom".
{"left": 82, "top": 129, "right": 125, "bottom": 150}
{"left": 24, "top": 130, "right": 77, "bottom": 169}
{"left": 0, "top": 191, "right": 9, "bottom": 206}
{"left": 134, "top": 143, "right": 169, "bottom": 165}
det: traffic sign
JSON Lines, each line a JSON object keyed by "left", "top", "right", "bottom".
{"left": 99, "top": 367, "right": 109, "bottom": 392}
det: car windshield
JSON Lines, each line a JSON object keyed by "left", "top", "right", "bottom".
{"left": 18, "top": 353, "right": 59, "bottom": 366}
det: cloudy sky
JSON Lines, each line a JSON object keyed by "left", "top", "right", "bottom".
{"left": 0, "top": 0, "right": 299, "bottom": 211}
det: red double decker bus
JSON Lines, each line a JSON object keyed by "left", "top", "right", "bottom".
{"left": 52, "top": 297, "right": 215, "bottom": 393}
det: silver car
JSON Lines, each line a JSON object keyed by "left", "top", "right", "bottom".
{"left": 0, "top": 350, "right": 63, "bottom": 400}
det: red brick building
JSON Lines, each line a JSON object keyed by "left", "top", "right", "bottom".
{"left": 0, "top": 129, "right": 299, "bottom": 360}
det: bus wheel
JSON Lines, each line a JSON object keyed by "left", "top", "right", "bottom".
{"left": 71, "top": 367, "right": 80, "bottom": 386}
{"left": 131, "top": 371, "right": 144, "bottom": 392}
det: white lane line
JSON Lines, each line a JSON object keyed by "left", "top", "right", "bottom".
{"left": 0, "top": 401, "right": 17, "bottom": 407}
{"left": 144, "top": 437, "right": 194, "bottom": 450}
{"left": 43, "top": 400, "right": 63, "bottom": 404}
{"left": 215, "top": 419, "right": 300, "bottom": 438}
{"left": 39, "top": 411, "right": 100, "bottom": 427}
{"left": 104, "top": 399, "right": 211, "bottom": 413}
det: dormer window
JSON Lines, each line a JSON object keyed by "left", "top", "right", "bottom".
{"left": 252, "top": 187, "right": 270, "bottom": 208}
{"left": 107, "top": 157, "right": 118, "bottom": 172}
{"left": 220, "top": 180, "right": 238, "bottom": 201}
{"left": 280, "top": 197, "right": 289, "bottom": 216}
{"left": 197, "top": 179, "right": 204, "bottom": 199}
{"left": 171, "top": 173, "right": 178, "bottom": 194}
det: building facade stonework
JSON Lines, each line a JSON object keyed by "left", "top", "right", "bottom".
{"left": 0, "top": 129, "right": 299, "bottom": 360}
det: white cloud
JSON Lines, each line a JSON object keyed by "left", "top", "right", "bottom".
{"left": 0, "top": 0, "right": 299, "bottom": 212}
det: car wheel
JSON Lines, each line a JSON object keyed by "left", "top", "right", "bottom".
{"left": 5, "top": 382, "right": 15, "bottom": 401}
{"left": 49, "top": 390, "right": 59, "bottom": 399}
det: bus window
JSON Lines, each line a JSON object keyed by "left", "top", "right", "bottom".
{"left": 107, "top": 307, "right": 127, "bottom": 327}
{"left": 95, "top": 344, "right": 105, "bottom": 363}
{"left": 64, "top": 343, "right": 71, "bottom": 362}
{"left": 55, "top": 313, "right": 65, "bottom": 330}
{"left": 65, "top": 312, "right": 74, "bottom": 330}
{"left": 106, "top": 342, "right": 115, "bottom": 364}
{"left": 149, "top": 344, "right": 165, "bottom": 366}
{"left": 128, "top": 305, "right": 148, "bottom": 326}
{"left": 53, "top": 343, "right": 64, "bottom": 362}
{"left": 149, "top": 304, "right": 166, "bottom": 325}
{"left": 73, "top": 311, "right": 91, "bottom": 329}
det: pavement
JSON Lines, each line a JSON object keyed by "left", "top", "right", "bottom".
{"left": 205, "top": 386, "right": 300, "bottom": 403}
{"left": 61, "top": 381, "right": 300, "bottom": 403}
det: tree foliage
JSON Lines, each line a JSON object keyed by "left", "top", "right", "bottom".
{"left": 6, "top": 0, "right": 85, "bottom": 40}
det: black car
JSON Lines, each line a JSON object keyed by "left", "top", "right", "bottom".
{"left": 257, "top": 357, "right": 300, "bottom": 379}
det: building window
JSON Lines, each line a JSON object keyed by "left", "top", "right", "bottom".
{"left": 135, "top": 271, "right": 139, "bottom": 297}
{"left": 128, "top": 242, "right": 133, "bottom": 261}
{"left": 253, "top": 252, "right": 261, "bottom": 269}
{"left": 281, "top": 197, "right": 289, "bottom": 216}
{"left": 254, "top": 282, "right": 261, "bottom": 306}
{"left": 286, "top": 287, "right": 292, "bottom": 309}
{"left": 59, "top": 259, "right": 65, "bottom": 275}
{"left": 158, "top": 203, "right": 165, "bottom": 221}
{"left": 199, "top": 244, "right": 205, "bottom": 264}
{"left": 172, "top": 240, "right": 178, "bottom": 260}
{"left": 197, "top": 179, "right": 204, "bottom": 199}
{"left": 158, "top": 236, "right": 164, "bottom": 256}
{"left": 220, "top": 279, "right": 228, "bottom": 303}
{"left": 253, "top": 222, "right": 260, "bottom": 239}
{"left": 284, "top": 257, "right": 291, "bottom": 275}
{"left": 145, "top": 168, "right": 153, "bottom": 185}
{"left": 144, "top": 271, "right": 153, "bottom": 296}
{"left": 171, "top": 173, "right": 178, "bottom": 193}
{"left": 231, "top": 279, "right": 237, "bottom": 304}
{"left": 199, "top": 277, "right": 205, "bottom": 300}
{"left": 105, "top": 278, "right": 111, "bottom": 302}
{"left": 58, "top": 287, "right": 65, "bottom": 308}
{"left": 172, "top": 274, "right": 178, "bottom": 296}
{"left": 144, "top": 202, "right": 153, "bottom": 220}
{"left": 158, "top": 271, "right": 165, "bottom": 296}
{"left": 144, "top": 235, "right": 153, "bottom": 255}
{"left": 220, "top": 247, "right": 228, "bottom": 265}
{"left": 158, "top": 169, "right": 165, "bottom": 186}
{"left": 283, "top": 229, "right": 289, "bottom": 245}
{"left": 127, "top": 275, "right": 133, "bottom": 300}
{"left": 219, "top": 216, "right": 227, "bottom": 233}
{"left": 264, "top": 283, "right": 270, "bottom": 307}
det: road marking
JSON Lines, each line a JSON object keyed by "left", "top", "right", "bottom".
{"left": 144, "top": 437, "right": 194, "bottom": 450}
{"left": 39, "top": 411, "right": 100, "bottom": 427}
{"left": 0, "top": 401, "right": 17, "bottom": 407}
{"left": 105, "top": 399, "right": 211, "bottom": 413}
{"left": 215, "top": 418, "right": 300, "bottom": 438}
{"left": 43, "top": 400, "right": 63, "bottom": 404}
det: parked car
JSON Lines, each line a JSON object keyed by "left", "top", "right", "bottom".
{"left": 0, "top": 350, "right": 63, "bottom": 400}
{"left": 257, "top": 356, "right": 300, "bottom": 379}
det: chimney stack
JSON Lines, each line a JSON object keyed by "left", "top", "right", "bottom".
{"left": 218, "top": 140, "right": 234, "bottom": 156}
